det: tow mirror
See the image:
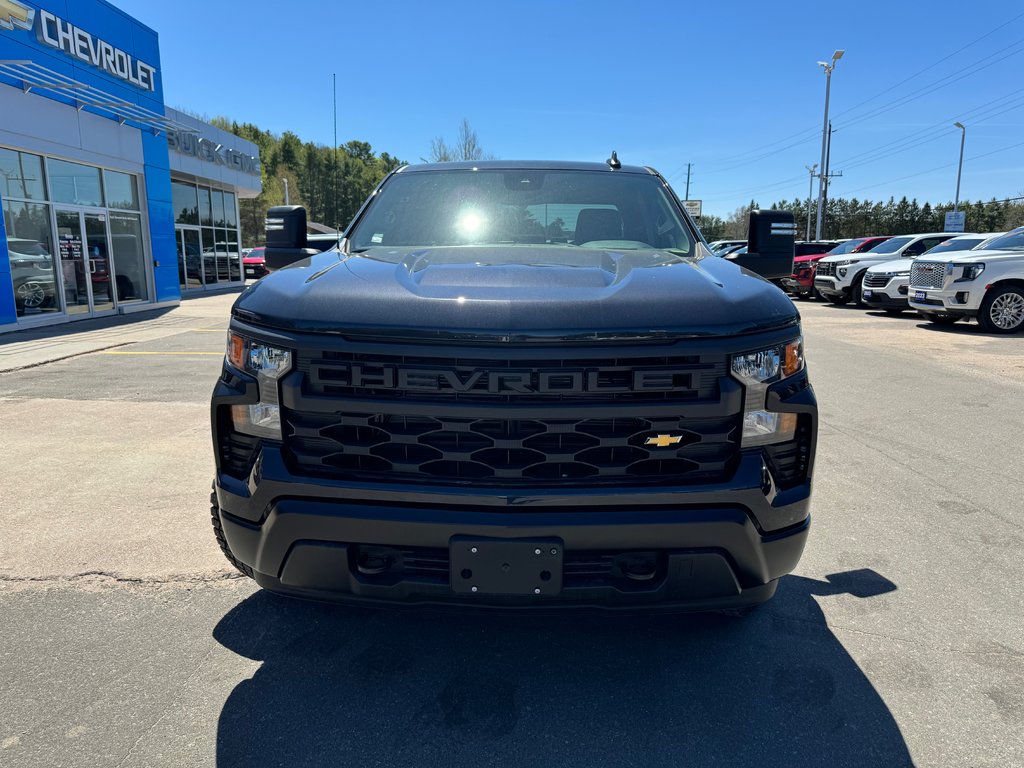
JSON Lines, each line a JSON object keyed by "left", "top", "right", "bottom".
{"left": 264, "top": 205, "right": 319, "bottom": 272}
{"left": 726, "top": 210, "right": 796, "bottom": 279}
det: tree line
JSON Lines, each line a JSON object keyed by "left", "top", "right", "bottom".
{"left": 206, "top": 117, "right": 489, "bottom": 247}
{"left": 698, "top": 195, "right": 1024, "bottom": 242}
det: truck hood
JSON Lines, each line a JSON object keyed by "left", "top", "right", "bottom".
{"left": 921, "top": 248, "right": 1024, "bottom": 265}
{"left": 867, "top": 258, "right": 913, "bottom": 274}
{"left": 232, "top": 245, "right": 799, "bottom": 339}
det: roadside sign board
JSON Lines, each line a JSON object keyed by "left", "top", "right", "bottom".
{"left": 944, "top": 211, "right": 966, "bottom": 232}
{"left": 683, "top": 200, "right": 702, "bottom": 219}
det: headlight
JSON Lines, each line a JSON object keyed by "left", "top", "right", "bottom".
{"left": 957, "top": 263, "right": 985, "bottom": 281}
{"left": 731, "top": 339, "right": 802, "bottom": 447}
{"left": 226, "top": 332, "right": 293, "bottom": 439}
{"left": 894, "top": 271, "right": 910, "bottom": 278}
{"left": 838, "top": 267, "right": 848, "bottom": 278}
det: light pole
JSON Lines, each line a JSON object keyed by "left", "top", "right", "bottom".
{"left": 953, "top": 121, "right": 966, "bottom": 215}
{"left": 805, "top": 164, "right": 818, "bottom": 241}
{"left": 815, "top": 49, "right": 844, "bottom": 241}
{"left": 282, "top": 177, "right": 290, "bottom": 206}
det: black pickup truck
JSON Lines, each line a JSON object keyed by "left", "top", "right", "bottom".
{"left": 211, "top": 159, "right": 816, "bottom": 613}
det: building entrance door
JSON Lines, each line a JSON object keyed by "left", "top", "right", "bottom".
{"left": 55, "top": 208, "right": 117, "bottom": 317}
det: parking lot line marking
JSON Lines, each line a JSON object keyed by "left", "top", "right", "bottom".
{"left": 99, "top": 351, "right": 224, "bottom": 356}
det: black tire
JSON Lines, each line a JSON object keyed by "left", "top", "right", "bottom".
{"left": 920, "top": 312, "right": 960, "bottom": 326}
{"left": 826, "top": 292, "right": 849, "bottom": 306}
{"left": 852, "top": 272, "right": 867, "bottom": 308}
{"left": 977, "top": 285, "right": 1024, "bottom": 334}
{"left": 210, "top": 487, "right": 254, "bottom": 578}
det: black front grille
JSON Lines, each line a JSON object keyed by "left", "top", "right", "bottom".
{"left": 299, "top": 351, "right": 726, "bottom": 404}
{"left": 284, "top": 410, "right": 740, "bottom": 486}
{"left": 817, "top": 261, "right": 837, "bottom": 277}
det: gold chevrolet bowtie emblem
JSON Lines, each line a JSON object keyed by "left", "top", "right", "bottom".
{"left": 645, "top": 434, "right": 683, "bottom": 448}
{"left": 0, "top": 0, "right": 34, "bottom": 32}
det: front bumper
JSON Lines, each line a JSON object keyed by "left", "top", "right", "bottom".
{"left": 814, "top": 276, "right": 848, "bottom": 299}
{"left": 907, "top": 285, "right": 982, "bottom": 316}
{"left": 213, "top": 441, "right": 815, "bottom": 611}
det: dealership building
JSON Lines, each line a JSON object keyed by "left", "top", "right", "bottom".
{"left": 0, "top": 0, "right": 261, "bottom": 334}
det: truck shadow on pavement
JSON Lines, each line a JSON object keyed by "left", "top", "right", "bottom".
{"left": 213, "top": 569, "right": 913, "bottom": 768}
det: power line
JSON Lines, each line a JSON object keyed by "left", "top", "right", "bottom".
{"left": 841, "top": 138, "right": 1024, "bottom": 196}
{"left": 671, "top": 11, "right": 1024, "bottom": 182}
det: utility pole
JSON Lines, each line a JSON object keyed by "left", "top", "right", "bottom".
{"left": 684, "top": 163, "right": 692, "bottom": 201}
{"left": 953, "top": 122, "right": 966, "bottom": 214}
{"left": 282, "top": 177, "right": 289, "bottom": 206}
{"left": 816, "top": 50, "right": 844, "bottom": 240}
{"left": 805, "top": 164, "right": 818, "bottom": 241}
{"left": 822, "top": 122, "right": 833, "bottom": 238}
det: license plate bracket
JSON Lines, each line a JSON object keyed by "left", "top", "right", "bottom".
{"left": 450, "top": 537, "right": 563, "bottom": 596}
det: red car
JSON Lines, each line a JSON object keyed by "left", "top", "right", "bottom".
{"left": 243, "top": 247, "right": 267, "bottom": 280}
{"left": 781, "top": 237, "right": 890, "bottom": 300}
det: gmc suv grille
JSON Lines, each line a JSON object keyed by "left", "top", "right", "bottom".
{"left": 910, "top": 262, "right": 946, "bottom": 289}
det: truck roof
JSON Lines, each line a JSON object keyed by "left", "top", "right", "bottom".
{"left": 400, "top": 160, "right": 656, "bottom": 175}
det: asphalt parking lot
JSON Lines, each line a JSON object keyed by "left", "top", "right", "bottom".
{"left": 1, "top": 293, "right": 1022, "bottom": 768}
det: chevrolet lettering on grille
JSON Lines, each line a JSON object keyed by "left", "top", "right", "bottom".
{"left": 311, "top": 363, "right": 694, "bottom": 395}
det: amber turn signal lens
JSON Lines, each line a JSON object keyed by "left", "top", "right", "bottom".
{"left": 227, "top": 332, "right": 245, "bottom": 369}
{"left": 783, "top": 339, "right": 803, "bottom": 378}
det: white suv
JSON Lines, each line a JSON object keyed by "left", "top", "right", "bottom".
{"left": 908, "top": 226, "right": 1024, "bottom": 333}
{"left": 862, "top": 233, "right": 1003, "bottom": 313}
{"left": 815, "top": 232, "right": 959, "bottom": 306}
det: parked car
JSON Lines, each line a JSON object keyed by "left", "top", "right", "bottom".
{"left": 707, "top": 239, "right": 746, "bottom": 253}
{"left": 908, "top": 226, "right": 1024, "bottom": 333}
{"left": 862, "top": 233, "right": 1004, "bottom": 313}
{"left": 781, "top": 237, "right": 890, "bottom": 300}
{"left": 243, "top": 247, "right": 267, "bottom": 279}
{"left": 815, "top": 232, "right": 960, "bottom": 307}
{"left": 8, "top": 238, "right": 57, "bottom": 313}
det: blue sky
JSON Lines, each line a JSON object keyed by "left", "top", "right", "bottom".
{"left": 118, "top": 0, "right": 1024, "bottom": 219}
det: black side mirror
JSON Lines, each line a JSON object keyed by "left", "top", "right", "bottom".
{"left": 728, "top": 210, "right": 796, "bottom": 279}
{"left": 264, "top": 206, "right": 319, "bottom": 272}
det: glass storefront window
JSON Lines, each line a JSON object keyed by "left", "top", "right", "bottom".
{"left": 224, "top": 192, "right": 237, "bottom": 227}
{"left": 109, "top": 213, "right": 148, "bottom": 302}
{"left": 104, "top": 171, "right": 140, "bottom": 211}
{"left": 0, "top": 148, "right": 46, "bottom": 200}
{"left": 4, "top": 200, "right": 60, "bottom": 317}
{"left": 201, "top": 227, "right": 217, "bottom": 284}
{"left": 172, "top": 180, "right": 199, "bottom": 225}
{"left": 48, "top": 158, "right": 103, "bottom": 207}
{"left": 173, "top": 180, "right": 244, "bottom": 290}
{"left": 212, "top": 190, "right": 225, "bottom": 228}
{"left": 198, "top": 187, "right": 212, "bottom": 226}
{"left": 227, "top": 229, "right": 241, "bottom": 281}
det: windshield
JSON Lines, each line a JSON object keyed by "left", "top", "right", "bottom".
{"left": 923, "top": 238, "right": 983, "bottom": 256}
{"left": 866, "top": 236, "right": 913, "bottom": 254}
{"left": 979, "top": 228, "right": 1024, "bottom": 252}
{"left": 347, "top": 169, "right": 696, "bottom": 254}
{"left": 828, "top": 238, "right": 874, "bottom": 256}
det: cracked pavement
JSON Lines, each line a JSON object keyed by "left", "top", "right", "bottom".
{"left": 0, "top": 295, "right": 1022, "bottom": 767}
